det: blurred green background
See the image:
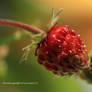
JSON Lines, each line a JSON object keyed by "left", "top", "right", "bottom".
{"left": 0, "top": 0, "right": 92, "bottom": 92}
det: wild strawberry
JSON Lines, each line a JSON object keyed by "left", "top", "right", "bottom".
{"left": 36, "top": 24, "right": 88, "bottom": 76}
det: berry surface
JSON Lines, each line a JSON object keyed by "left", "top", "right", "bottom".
{"left": 36, "top": 24, "right": 88, "bottom": 76}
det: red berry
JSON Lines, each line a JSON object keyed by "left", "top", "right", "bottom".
{"left": 36, "top": 24, "right": 88, "bottom": 76}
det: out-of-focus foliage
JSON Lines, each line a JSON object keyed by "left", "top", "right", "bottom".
{"left": 0, "top": 60, "right": 8, "bottom": 78}
{"left": 0, "top": 45, "right": 9, "bottom": 59}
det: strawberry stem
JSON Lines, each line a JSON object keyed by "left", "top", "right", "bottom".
{"left": 0, "top": 19, "right": 44, "bottom": 34}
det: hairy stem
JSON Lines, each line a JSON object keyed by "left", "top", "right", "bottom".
{"left": 0, "top": 19, "right": 44, "bottom": 34}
